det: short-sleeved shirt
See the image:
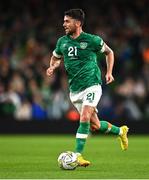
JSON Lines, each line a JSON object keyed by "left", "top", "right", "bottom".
{"left": 53, "top": 32, "right": 104, "bottom": 93}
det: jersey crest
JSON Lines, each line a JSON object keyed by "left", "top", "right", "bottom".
{"left": 80, "top": 42, "right": 88, "bottom": 49}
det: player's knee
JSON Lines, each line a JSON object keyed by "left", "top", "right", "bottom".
{"left": 80, "top": 112, "right": 91, "bottom": 122}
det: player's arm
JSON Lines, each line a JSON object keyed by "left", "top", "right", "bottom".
{"left": 46, "top": 55, "right": 62, "bottom": 77}
{"left": 102, "top": 43, "right": 114, "bottom": 84}
{"left": 46, "top": 37, "right": 63, "bottom": 77}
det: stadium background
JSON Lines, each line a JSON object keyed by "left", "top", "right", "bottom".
{"left": 0, "top": 0, "right": 149, "bottom": 134}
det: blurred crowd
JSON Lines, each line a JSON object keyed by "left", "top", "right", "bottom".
{"left": 0, "top": 0, "right": 149, "bottom": 121}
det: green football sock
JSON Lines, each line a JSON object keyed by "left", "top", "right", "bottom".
{"left": 99, "top": 120, "right": 120, "bottom": 135}
{"left": 75, "top": 122, "right": 90, "bottom": 153}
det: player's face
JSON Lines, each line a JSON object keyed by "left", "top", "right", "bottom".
{"left": 63, "top": 16, "right": 78, "bottom": 35}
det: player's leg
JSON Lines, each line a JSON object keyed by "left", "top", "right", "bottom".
{"left": 75, "top": 105, "right": 94, "bottom": 166}
{"left": 90, "top": 112, "right": 120, "bottom": 134}
{"left": 69, "top": 93, "right": 92, "bottom": 167}
{"left": 74, "top": 85, "right": 102, "bottom": 166}
{"left": 70, "top": 84, "right": 104, "bottom": 166}
{"left": 75, "top": 85, "right": 102, "bottom": 155}
{"left": 70, "top": 102, "right": 93, "bottom": 167}
{"left": 75, "top": 105, "right": 93, "bottom": 153}
{"left": 90, "top": 112, "right": 129, "bottom": 150}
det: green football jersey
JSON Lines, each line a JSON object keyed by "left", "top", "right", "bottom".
{"left": 53, "top": 32, "right": 104, "bottom": 93}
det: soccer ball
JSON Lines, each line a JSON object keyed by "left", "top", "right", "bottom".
{"left": 57, "top": 151, "right": 78, "bottom": 170}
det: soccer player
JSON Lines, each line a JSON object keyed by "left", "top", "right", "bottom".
{"left": 46, "top": 9, "right": 129, "bottom": 167}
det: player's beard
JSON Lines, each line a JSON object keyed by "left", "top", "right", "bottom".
{"left": 65, "top": 26, "right": 76, "bottom": 35}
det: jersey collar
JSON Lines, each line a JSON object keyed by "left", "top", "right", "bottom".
{"left": 68, "top": 32, "right": 84, "bottom": 41}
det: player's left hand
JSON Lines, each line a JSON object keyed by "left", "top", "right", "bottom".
{"left": 105, "top": 73, "right": 114, "bottom": 84}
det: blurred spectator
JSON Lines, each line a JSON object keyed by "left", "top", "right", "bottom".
{"left": 15, "top": 99, "right": 32, "bottom": 120}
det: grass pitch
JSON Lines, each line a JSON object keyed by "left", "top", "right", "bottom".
{"left": 0, "top": 134, "right": 149, "bottom": 179}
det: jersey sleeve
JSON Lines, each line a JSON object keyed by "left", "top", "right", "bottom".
{"left": 53, "top": 38, "right": 63, "bottom": 58}
{"left": 92, "top": 35, "right": 105, "bottom": 53}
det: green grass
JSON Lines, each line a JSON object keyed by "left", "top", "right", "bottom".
{"left": 0, "top": 135, "right": 149, "bottom": 179}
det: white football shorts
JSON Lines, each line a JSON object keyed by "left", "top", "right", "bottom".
{"left": 69, "top": 84, "right": 102, "bottom": 113}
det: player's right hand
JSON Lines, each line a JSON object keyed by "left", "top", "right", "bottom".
{"left": 46, "top": 66, "right": 55, "bottom": 77}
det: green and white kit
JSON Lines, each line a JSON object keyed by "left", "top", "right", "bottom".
{"left": 53, "top": 32, "right": 104, "bottom": 109}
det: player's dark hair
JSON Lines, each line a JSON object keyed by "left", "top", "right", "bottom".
{"left": 64, "top": 9, "right": 85, "bottom": 26}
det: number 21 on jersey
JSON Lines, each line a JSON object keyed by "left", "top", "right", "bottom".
{"left": 68, "top": 46, "right": 77, "bottom": 57}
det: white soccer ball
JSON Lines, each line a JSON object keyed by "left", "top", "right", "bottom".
{"left": 57, "top": 151, "right": 78, "bottom": 170}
